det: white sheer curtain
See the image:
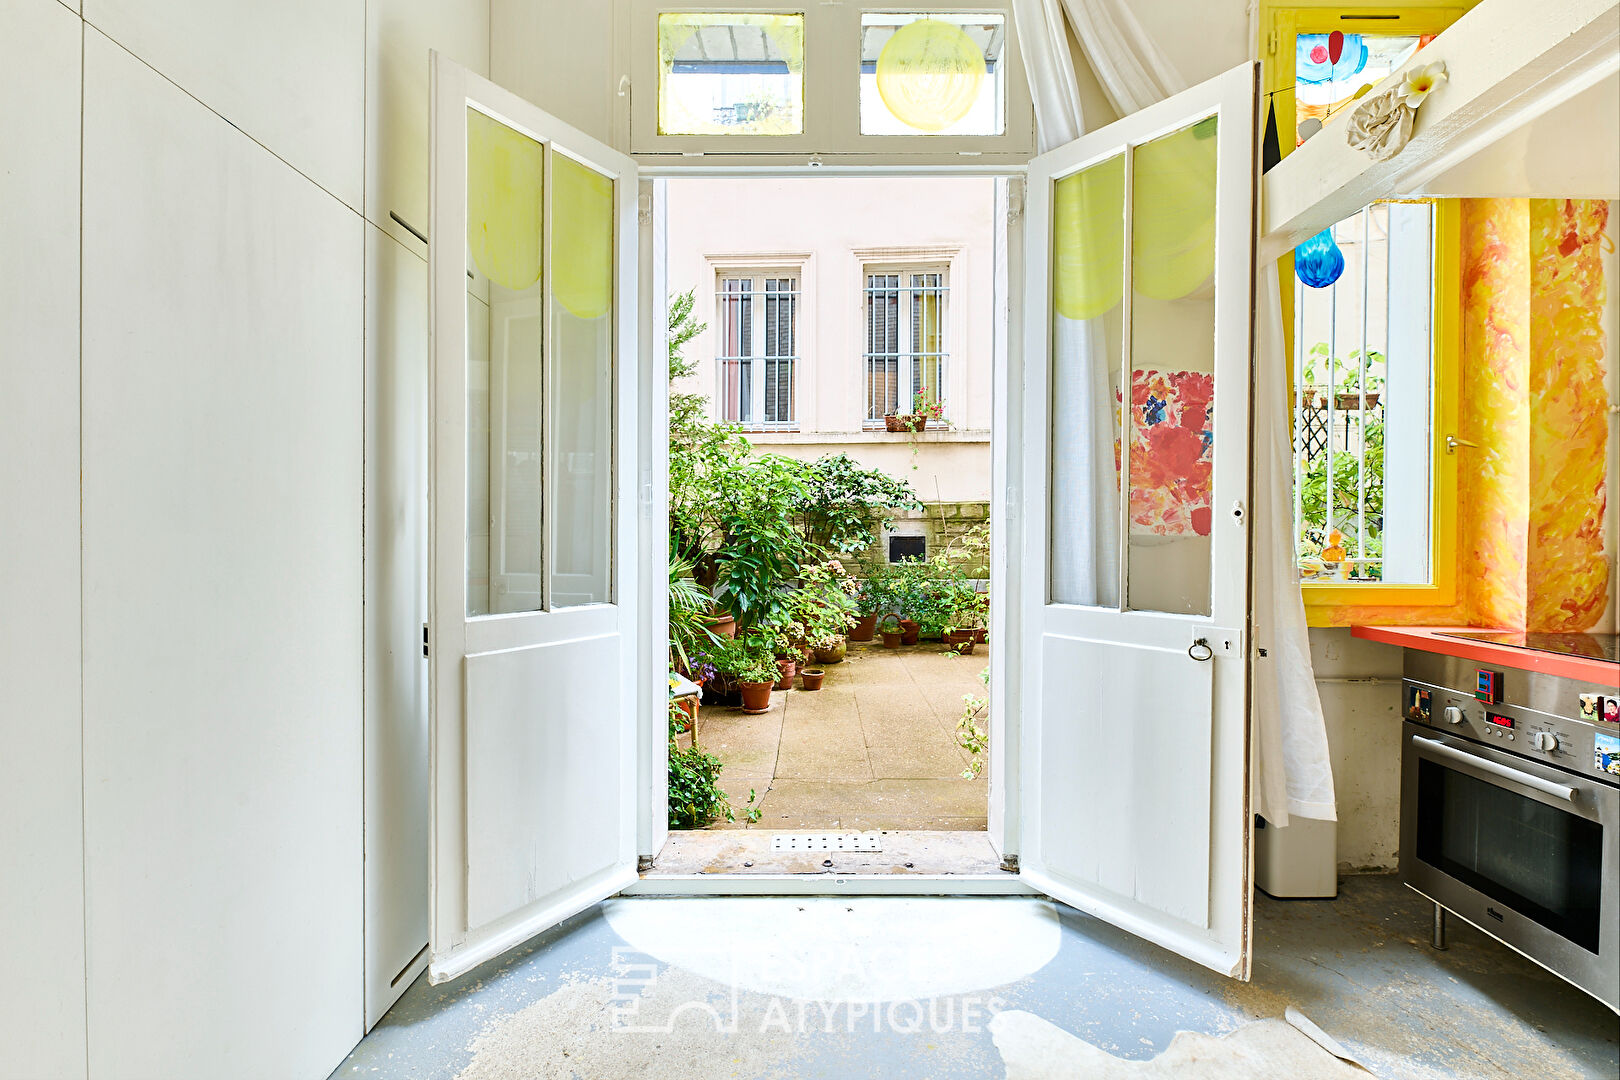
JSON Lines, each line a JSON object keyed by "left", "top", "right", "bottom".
{"left": 1012, "top": 0, "right": 1336, "bottom": 824}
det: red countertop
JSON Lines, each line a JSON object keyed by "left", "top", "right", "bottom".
{"left": 1351, "top": 626, "right": 1620, "bottom": 687}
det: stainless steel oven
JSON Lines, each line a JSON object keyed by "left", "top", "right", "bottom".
{"left": 1400, "top": 651, "right": 1619, "bottom": 1012}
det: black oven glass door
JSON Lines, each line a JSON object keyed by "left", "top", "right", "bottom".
{"left": 1414, "top": 756, "right": 1604, "bottom": 952}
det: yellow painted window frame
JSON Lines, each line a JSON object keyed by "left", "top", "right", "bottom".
{"left": 1260, "top": 2, "right": 1473, "bottom": 621}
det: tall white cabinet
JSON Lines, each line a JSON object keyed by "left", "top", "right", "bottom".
{"left": 0, "top": 0, "right": 488, "bottom": 1075}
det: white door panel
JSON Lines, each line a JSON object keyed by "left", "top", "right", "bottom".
{"left": 1020, "top": 63, "right": 1259, "bottom": 978}
{"left": 428, "top": 52, "right": 640, "bottom": 984}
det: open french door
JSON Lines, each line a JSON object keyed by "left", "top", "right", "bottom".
{"left": 426, "top": 53, "right": 641, "bottom": 983}
{"left": 1018, "top": 63, "right": 1260, "bottom": 977}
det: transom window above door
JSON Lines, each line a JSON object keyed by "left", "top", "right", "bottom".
{"left": 864, "top": 266, "right": 949, "bottom": 428}
{"left": 626, "top": 0, "right": 1034, "bottom": 163}
{"left": 715, "top": 272, "right": 800, "bottom": 430}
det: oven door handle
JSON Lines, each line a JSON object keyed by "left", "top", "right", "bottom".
{"left": 1411, "top": 735, "right": 1578, "bottom": 803}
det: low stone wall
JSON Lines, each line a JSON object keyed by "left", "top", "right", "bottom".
{"left": 855, "top": 501, "right": 990, "bottom": 574}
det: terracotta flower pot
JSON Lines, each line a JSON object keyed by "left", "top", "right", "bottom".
{"left": 703, "top": 613, "right": 737, "bottom": 639}
{"left": 799, "top": 668, "right": 825, "bottom": 691}
{"left": 971, "top": 628, "right": 988, "bottom": 645}
{"left": 943, "top": 629, "right": 975, "bottom": 654}
{"left": 738, "top": 681, "right": 774, "bottom": 714}
{"left": 849, "top": 613, "right": 879, "bottom": 642}
{"left": 813, "top": 639, "right": 847, "bottom": 665}
{"left": 880, "top": 631, "right": 902, "bottom": 649}
{"left": 899, "top": 619, "right": 920, "bottom": 646}
{"left": 884, "top": 414, "right": 905, "bottom": 432}
{"left": 774, "top": 658, "right": 797, "bottom": 690}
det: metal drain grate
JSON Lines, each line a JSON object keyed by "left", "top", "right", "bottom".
{"left": 770, "top": 832, "right": 882, "bottom": 852}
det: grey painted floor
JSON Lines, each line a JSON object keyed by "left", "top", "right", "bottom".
{"left": 332, "top": 875, "right": 1618, "bottom": 1079}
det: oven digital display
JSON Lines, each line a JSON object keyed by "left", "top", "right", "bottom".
{"left": 1485, "top": 712, "right": 1515, "bottom": 729}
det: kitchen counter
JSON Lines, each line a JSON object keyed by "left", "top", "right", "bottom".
{"left": 1351, "top": 626, "right": 1620, "bottom": 687}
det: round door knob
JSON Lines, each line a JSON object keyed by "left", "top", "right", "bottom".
{"left": 1533, "top": 731, "right": 1558, "bottom": 752}
{"left": 1443, "top": 706, "right": 1464, "bottom": 725}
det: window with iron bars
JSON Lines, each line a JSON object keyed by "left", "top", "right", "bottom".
{"left": 1293, "top": 201, "right": 1436, "bottom": 585}
{"left": 715, "top": 273, "right": 798, "bottom": 430}
{"left": 864, "top": 268, "right": 948, "bottom": 426}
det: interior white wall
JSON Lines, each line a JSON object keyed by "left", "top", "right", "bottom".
{"left": 1, "top": 0, "right": 487, "bottom": 1074}
{"left": 1308, "top": 630, "right": 1406, "bottom": 871}
{"left": 491, "top": 0, "right": 616, "bottom": 144}
{"left": 0, "top": 2, "right": 87, "bottom": 1076}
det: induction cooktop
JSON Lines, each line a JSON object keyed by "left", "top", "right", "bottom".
{"left": 1440, "top": 630, "right": 1620, "bottom": 663}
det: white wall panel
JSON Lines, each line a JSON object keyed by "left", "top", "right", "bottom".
{"left": 81, "top": 28, "right": 364, "bottom": 1079}
{"left": 85, "top": 0, "right": 365, "bottom": 211}
{"left": 363, "top": 224, "right": 431, "bottom": 1027}
{"left": 366, "top": 0, "right": 488, "bottom": 251}
{"left": 491, "top": 0, "right": 615, "bottom": 145}
{"left": 0, "top": 2, "right": 87, "bottom": 1076}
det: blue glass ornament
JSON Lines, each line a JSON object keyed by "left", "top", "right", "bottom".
{"left": 1295, "top": 227, "right": 1345, "bottom": 289}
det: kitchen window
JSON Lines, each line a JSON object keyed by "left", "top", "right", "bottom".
{"left": 864, "top": 267, "right": 949, "bottom": 426}
{"left": 1262, "top": 2, "right": 1470, "bottom": 616}
{"left": 715, "top": 272, "right": 799, "bottom": 430}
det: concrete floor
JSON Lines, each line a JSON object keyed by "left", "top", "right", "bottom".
{"left": 696, "top": 641, "right": 990, "bottom": 830}
{"left": 333, "top": 875, "right": 1620, "bottom": 1079}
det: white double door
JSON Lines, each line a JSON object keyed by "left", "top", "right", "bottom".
{"left": 424, "top": 55, "right": 1260, "bottom": 983}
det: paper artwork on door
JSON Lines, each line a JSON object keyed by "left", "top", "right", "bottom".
{"left": 1116, "top": 369, "right": 1215, "bottom": 537}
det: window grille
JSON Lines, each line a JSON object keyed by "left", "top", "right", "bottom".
{"left": 716, "top": 274, "right": 797, "bottom": 429}
{"left": 864, "top": 268, "right": 948, "bottom": 426}
{"left": 1292, "top": 201, "right": 1434, "bottom": 585}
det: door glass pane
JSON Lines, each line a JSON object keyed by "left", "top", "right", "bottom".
{"left": 466, "top": 107, "right": 544, "bottom": 617}
{"left": 658, "top": 13, "right": 805, "bottom": 136}
{"left": 549, "top": 152, "right": 615, "bottom": 607}
{"left": 1049, "top": 154, "right": 1124, "bottom": 606}
{"left": 1125, "top": 116, "right": 1218, "bottom": 616}
{"left": 860, "top": 13, "right": 1005, "bottom": 135}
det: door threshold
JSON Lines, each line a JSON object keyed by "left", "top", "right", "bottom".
{"left": 631, "top": 829, "right": 1034, "bottom": 895}
{"left": 624, "top": 873, "right": 1037, "bottom": 895}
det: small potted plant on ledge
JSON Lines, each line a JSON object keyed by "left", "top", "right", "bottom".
{"left": 884, "top": 387, "right": 946, "bottom": 434}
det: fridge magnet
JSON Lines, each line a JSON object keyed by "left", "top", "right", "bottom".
{"left": 1595, "top": 731, "right": 1620, "bottom": 777}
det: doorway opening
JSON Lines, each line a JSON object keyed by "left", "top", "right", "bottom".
{"left": 657, "top": 174, "right": 1009, "bottom": 877}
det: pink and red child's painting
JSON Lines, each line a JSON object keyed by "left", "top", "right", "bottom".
{"left": 1116, "top": 369, "right": 1215, "bottom": 537}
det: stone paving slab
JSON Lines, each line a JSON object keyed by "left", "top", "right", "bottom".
{"left": 698, "top": 642, "right": 992, "bottom": 831}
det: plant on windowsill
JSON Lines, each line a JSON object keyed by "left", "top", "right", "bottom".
{"left": 885, "top": 388, "right": 947, "bottom": 468}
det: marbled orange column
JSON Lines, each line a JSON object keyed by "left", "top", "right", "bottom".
{"left": 1527, "top": 199, "right": 1611, "bottom": 631}
{"left": 1459, "top": 198, "right": 1531, "bottom": 630}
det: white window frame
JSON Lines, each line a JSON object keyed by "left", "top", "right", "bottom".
{"left": 620, "top": 0, "right": 1035, "bottom": 166}
{"left": 860, "top": 256, "right": 953, "bottom": 428}
{"left": 711, "top": 266, "right": 801, "bottom": 430}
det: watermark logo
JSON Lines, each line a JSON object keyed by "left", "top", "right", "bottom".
{"left": 608, "top": 947, "right": 1006, "bottom": 1035}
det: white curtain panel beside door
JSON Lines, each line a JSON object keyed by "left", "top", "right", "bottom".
{"left": 1012, "top": 0, "right": 1336, "bottom": 824}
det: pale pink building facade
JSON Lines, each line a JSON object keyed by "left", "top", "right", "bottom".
{"left": 665, "top": 177, "right": 998, "bottom": 521}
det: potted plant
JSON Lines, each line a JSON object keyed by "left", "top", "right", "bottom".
{"left": 885, "top": 388, "right": 945, "bottom": 433}
{"left": 878, "top": 613, "right": 904, "bottom": 649}
{"left": 799, "top": 667, "right": 826, "bottom": 691}
{"left": 812, "top": 633, "right": 847, "bottom": 665}
{"left": 735, "top": 648, "right": 780, "bottom": 714}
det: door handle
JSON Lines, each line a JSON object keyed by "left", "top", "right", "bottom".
{"left": 1411, "top": 735, "right": 1577, "bottom": 802}
{"left": 1188, "top": 638, "right": 1214, "bottom": 662}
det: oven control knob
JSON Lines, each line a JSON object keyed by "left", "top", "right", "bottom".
{"left": 1533, "top": 731, "right": 1558, "bottom": 752}
{"left": 1443, "top": 706, "right": 1464, "bottom": 725}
